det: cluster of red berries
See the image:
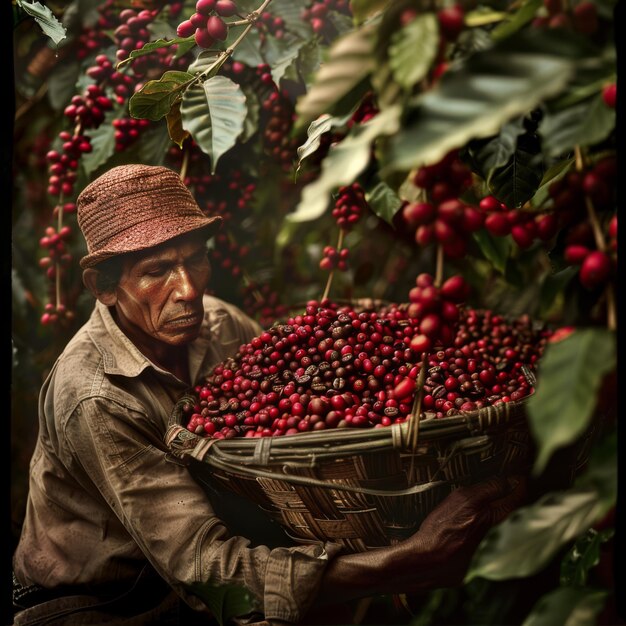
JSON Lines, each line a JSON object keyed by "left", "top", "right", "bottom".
{"left": 332, "top": 183, "right": 368, "bottom": 231}
{"left": 407, "top": 274, "right": 470, "bottom": 354}
{"left": 533, "top": 0, "right": 602, "bottom": 35}
{"left": 63, "top": 85, "right": 114, "bottom": 129}
{"left": 40, "top": 302, "right": 75, "bottom": 326}
{"left": 38, "top": 226, "right": 73, "bottom": 280}
{"left": 401, "top": 151, "right": 478, "bottom": 257}
{"left": 169, "top": 147, "right": 258, "bottom": 222}
{"left": 478, "top": 196, "right": 559, "bottom": 247}
{"left": 38, "top": 225, "right": 76, "bottom": 326}
{"left": 112, "top": 117, "right": 152, "bottom": 152}
{"left": 113, "top": 8, "right": 158, "bottom": 64}
{"left": 319, "top": 246, "right": 350, "bottom": 271}
{"left": 75, "top": 0, "right": 119, "bottom": 61}
{"left": 546, "top": 158, "right": 617, "bottom": 290}
{"left": 255, "top": 11, "right": 286, "bottom": 42}
{"left": 176, "top": 0, "right": 237, "bottom": 49}
{"left": 564, "top": 246, "right": 614, "bottom": 291}
{"left": 403, "top": 197, "right": 484, "bottom": 257}
{"left": 301, "top": 0, "right": 352, "bottom": 36}
{"left": 261, "top": 89, "right": 300, "bottom": 172}
{"left": 46, "top": 133, "right": 92, "bottom": 198}
{"left": 346, "top": 92, "right": 379, "bottom": 129}
{"left": 182, "top": 301, "right": 550, "bottom": 439}
{"left": 86, "top": 55, "right": 135, "bottom": 105}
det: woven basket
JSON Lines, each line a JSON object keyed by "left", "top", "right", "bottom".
{"left": 165, "top": 367, "right": 539, "bottom": 553}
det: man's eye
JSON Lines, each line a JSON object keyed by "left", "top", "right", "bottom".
{"left": 145, "top": 267, "right": 167, "bottom": 277}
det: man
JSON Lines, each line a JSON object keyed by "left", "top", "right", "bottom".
{"left": 12, "top": 164, "right": 526, "bottom": 625}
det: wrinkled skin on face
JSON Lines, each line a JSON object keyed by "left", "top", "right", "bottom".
{"left": 110, "top": 232, "right": 211, "bottom": 377}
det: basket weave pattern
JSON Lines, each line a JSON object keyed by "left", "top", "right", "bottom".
{"left": 166, "top": 395, "right": 534, "bottom": 553}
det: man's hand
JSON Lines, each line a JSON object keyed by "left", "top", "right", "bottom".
{"left": 318, "top": 474, "right": 528, "bottom": 604}
{"left": 398, "top": 474, "right": 528, "bottom": 590}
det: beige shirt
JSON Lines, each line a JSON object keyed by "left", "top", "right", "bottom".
{"left": 13, "top": 295, "right": 339, "bottom": 623}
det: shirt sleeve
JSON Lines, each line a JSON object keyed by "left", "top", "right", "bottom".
{"left": 63, "top": 396, "right": 340, "bottom": 623}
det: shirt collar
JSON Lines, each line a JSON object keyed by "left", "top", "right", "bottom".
{"left": 87, "top": 300, "right": 209, "bottom": 385}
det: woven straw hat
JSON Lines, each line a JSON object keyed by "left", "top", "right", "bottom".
{"left": 77, "top": 164, "right": 222, "bottom": 269}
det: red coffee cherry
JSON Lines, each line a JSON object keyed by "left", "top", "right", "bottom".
{"left": 564, "top": 244, "right": 591, "bottom": 265}
{"left": 177, "top": 20, "right": 195, "bottom": 37}
{"left": 196, "top": 0, "right": 217, "bottom": 15}
{"left": 437, "top": 4, "right": 465, "bottom": 41}
{"left": 215, "top": 0, "right": 238, "bottom": 16}
{"left": 194, "top": 28, "right": 215, "bottom": 48}
{"left": 579, "top": 250, "right": 612, "bottom": 289}
{"left": 602, "top": 83, "right": 616, "bottom": 109}
{"left": 485, "top": 212, "right": 512, "bottom": 236}
{"left": 572, "top": 1, "right": 599, "bottom": 34}
{"left": 206, "top": 15, "right": 228, "bottom": 40}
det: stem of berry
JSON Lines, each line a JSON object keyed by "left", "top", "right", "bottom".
{"left": 434, "top": 243, "right": 444, "bottom": 287}
{"left": 180, "top": 147, "right": 190, "bottom": 182}
{"left": 407, "top": 351, "right": 429, "bottom": 482}
{"left": 321, "top": 228, "right": 345, "bottom": 302}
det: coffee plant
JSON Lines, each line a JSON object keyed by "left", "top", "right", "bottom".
{"left": 12, "top": 0, "right": 619, "bottom": 623}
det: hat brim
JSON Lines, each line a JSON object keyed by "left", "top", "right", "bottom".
{"left": 79, "top": 215, "right": 222, "bottom": 269}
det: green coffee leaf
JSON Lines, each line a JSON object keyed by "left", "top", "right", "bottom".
{"left": 466, "top": 118, "right": 526, "bottom": 181}
{"left": 116, "top": 38, "right": 194, "bottom": 69}
{"left": 267, "top": 0, "right": 312, "bottom": 38}
{"left": 239, "top": 84, "right": 261, "bottom": 144}
{"left": 139, "top": 124, "right": 174, "bottom": 164}
{"left": 181, "top": 75, "right": 247, "bottom": 174}
{"left": 129, "top": 71, "right": 194, "bottom": 121}
{"left": 351, "top": 0, "right": 389, "bottom": 24}
{"left": 366, "top": 181, "right": 403, "bottom": 225}
{"left": 574, "top": 430, "right": 617, "bottom": 505}
{"left": 472, "top": 230, "right": 511, "bottom": 274}
{"left": 530, "top": 157, "right": 575, "bottom": 208}
{"left": 537, "top": 266, "right": 577, "bottom": 318}
{"left": 521, "top": 587, "right": 608, "bottom": 626}
{"left": 527, "top": 328, "right": 616, "bottom": 474}
{"left": 560, "top": 527, "right": 614, "bottom": 587}
{"left": 388, "top": 13, "right": 439, "bottom": 90}
{"left": 383, "top": 29, "right": 588, "bottom": 175}
{"left": 188, "top": 50, "right": 227, "bottom": 77}
{"left": 491, "top": 0, "right": 543, "bottom": 40}
{"left": 488, "top": 134, "right": 543, "bottom": 207}
{"left": 465, "top": 488, "right": 608, "bottom": 582}
{"left": 539, "top": 95, "right": 616, "bottom": 158}
{"left": 79, "top": 112, "right": 117, "bottom": 177}
{"left": 16, "top": 0, "right": 66, "bottom": 45}
{"left": 47, "top": 59, "right": 81, "bottom": 111}
{"left": 231, "top": 28, "right": 265, "bottom": 67}
{"left": 263, "top": 33, "right": 307, "bottom": 86}
{"left": 294, "top": 23, "right": 377, "bottom": 127}
{"left": 287, "top": 105, "right": 401, "bottom": 224}
{"left": 295, "top": 110, "right": 353, "bottom": 173}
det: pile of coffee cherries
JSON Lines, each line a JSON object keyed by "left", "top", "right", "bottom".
{"left": 182, "top": 300, "right": 552, "bottom": 439}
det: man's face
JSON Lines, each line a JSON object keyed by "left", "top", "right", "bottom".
{"left": 112, "top": 232, "right": 211, "bottom": 350}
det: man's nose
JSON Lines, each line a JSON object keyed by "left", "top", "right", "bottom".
{"left": 173, "top": 267, "right": 200, "bottom": 302}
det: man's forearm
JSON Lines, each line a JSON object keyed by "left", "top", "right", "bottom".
{"left": 316, "top": 536, "right": 434, "bottom": 605}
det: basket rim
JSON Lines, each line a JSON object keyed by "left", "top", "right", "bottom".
{"left": 166, "top": 385, "right": 532, "bottom": 464}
